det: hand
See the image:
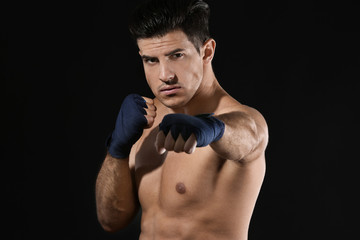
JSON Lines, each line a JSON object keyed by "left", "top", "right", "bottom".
{"left": 142, "top": 97, "right": 157, "bottom": 129}
{"left": 155, "top": 113, "right": 225, "bottom": 155}
{"left": 107, "top": 94, "right": 156, "bottom": 159}
{"left": 155, "top": 130, "right": 197, "bottom": 155}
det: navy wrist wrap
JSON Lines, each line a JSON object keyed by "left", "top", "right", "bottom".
{"left": 106, "top": 94, "right": 148, "bottom": 159}
{"left": 159, "top": 113, "right": 225, "bottom": 147}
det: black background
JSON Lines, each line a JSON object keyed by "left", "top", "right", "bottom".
{"left": 2, "top": 0, "right": 359, "bottom": 239}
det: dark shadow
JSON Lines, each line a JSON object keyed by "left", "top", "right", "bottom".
{"left": 134, "top": 126, "right": 168, "bottom": 187}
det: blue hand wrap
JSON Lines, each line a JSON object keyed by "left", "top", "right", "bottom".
{"left": 107, "top": 94, "right": 148, "bottom": 158}
{"left": 159, "top": 113, "right": 225, "bottom": 147}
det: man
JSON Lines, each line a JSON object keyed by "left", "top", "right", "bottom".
{"left": 95, "top": 0, "right": 268, "bottom": 239}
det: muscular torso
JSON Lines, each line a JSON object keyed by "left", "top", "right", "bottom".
{"left": 129, "top": 96, "right": 266, "bottom": 240}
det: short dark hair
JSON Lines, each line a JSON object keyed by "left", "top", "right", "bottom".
{"left": 128, "top": 0, "right": 211, "bottom": 52}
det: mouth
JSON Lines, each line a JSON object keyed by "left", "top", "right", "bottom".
{"left": 159, "top": 85, "right": 181, "bottom": 96}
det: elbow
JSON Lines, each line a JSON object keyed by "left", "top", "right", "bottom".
{"left": 97, "top": 214, "right": 130, "bottom": 233}
{"left": 99, "top": 222, "right": 121, "bottom": 233}
{"left": 96, "top": 208, "right": 137, "bottom": 233}
{"left": 100, "top": 223, "right": 124, "bottom": 233}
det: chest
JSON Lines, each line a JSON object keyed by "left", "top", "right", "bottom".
{"left": 132, "top": 127, "right": 225, "bottom": 211}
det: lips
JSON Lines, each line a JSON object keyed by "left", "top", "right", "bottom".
{"left": 159, "top": 85, "right": 181, "bottom": 96}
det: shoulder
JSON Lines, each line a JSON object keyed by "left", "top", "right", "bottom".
{"left": 216, "top": 94, "right": 267, "bottom": 131}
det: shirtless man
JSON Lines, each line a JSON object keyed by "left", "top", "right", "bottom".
{"left": 95, "top": 0, "right": 268, "bottom": 239}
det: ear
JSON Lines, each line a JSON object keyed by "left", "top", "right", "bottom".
{"left": 202, "top": 38, "right": 216, "bottom": 63}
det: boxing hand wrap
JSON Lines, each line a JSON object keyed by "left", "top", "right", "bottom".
{"left": 107, "top": 94, "right": 148, "bottom": 159}
{"left": 159, "top": 113, "right": 225, "bottom": 147}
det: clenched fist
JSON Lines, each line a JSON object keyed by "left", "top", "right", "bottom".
{"left": 107, "top": 94, "right": 156, "bottom": 159}
{"left": 155, "top": 113, "right": 225, "bottom": 155}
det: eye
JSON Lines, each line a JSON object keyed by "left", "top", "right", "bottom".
{"left": 170, "top": 53, "right": 184, "bottom": 59}
{"left": 144, "top": 57, "right": 158, "bottom": 64}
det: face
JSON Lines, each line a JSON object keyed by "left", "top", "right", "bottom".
{"left": 137, "top": 30, "right": 205, "bottom": 109}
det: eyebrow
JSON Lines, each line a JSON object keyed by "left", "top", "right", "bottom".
{"left": 141, "top": 48, "right": 185, "bottom": 60}
{"left": 165, "top": 48, "right": 185, "bottom": 56}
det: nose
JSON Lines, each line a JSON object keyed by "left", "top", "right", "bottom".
{"left": 159, "top": 62, "right": 175, "bottom": 83}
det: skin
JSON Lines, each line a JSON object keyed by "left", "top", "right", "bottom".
{"left": 96, "top": 30, "right": 268, "bottom": 240}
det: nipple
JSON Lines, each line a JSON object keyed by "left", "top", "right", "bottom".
{"left": 175, "top": 182, "right": 186, "bottom": 194}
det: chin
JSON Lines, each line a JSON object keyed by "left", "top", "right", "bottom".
{"left": 158, "top": 95, "right": 189, "bottom": 109}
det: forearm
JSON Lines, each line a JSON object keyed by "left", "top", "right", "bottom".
{"left": 95, "top": 153, "right": 139, "bottom": 232}
{"left": 211, "top": 111, "right": 263, "bottom": 162}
